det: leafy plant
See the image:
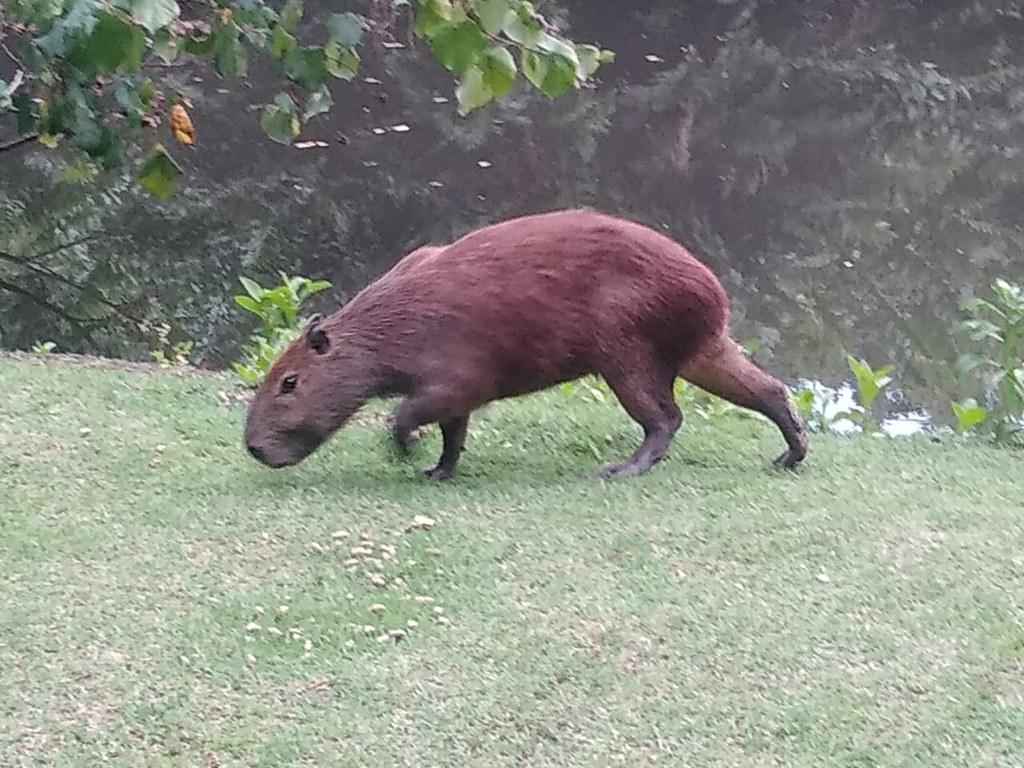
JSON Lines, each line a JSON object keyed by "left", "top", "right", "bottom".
{"left": 31, "top": 340, "right": 57, "bottom": 355}
{"left": 149, "top": 323, "right": 193, "bottom": 367}
{"left": 1, "top": 0, "right": 613, "bottom": 198}
{"left": 951, "top": 397, "right": 988, "bottom": 435}
{"left": 232, "top": 271, "right": 331, "bottom": 387}
{"left": 837, "top": 354, "right": 894, "bottom": 433}
{"left": 789, "top": 355, "right": 896, "bottom": 436}
{"left": 789, "top": 383, "right": 850, "bottom": 434}
{"left": 954, "top": 278, "right": 1024, "bottom": 445}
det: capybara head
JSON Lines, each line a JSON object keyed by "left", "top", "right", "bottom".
{"left": 243, "top": 313, "right": 356, "bottom": 468}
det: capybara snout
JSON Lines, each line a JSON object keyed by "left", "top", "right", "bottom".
{"left": 243, "top": 208, "right": 808, "bottom": 480}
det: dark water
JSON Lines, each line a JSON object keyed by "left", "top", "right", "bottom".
{"left": 2, "top": 0, "right": 1023, "bottom": 426}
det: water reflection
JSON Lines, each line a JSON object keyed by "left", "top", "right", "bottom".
{"left": 1, "top": 1, "right": 1023, "bottom": 429}
{"left": 795, "top": 378, "right": 932, "bottom": 437}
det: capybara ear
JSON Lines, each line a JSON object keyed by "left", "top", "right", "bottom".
{"left": 305, "top": 313, "right": 330, "bottom": 355}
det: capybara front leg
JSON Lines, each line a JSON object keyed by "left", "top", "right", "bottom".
{"left": 680, "top": 336, "right": 808, "bottom": 469}
{"left": 391, "top": 390, "right": 470, "bottom": 479}
{"left": 598, "top": 363, "right": 682, "bottom": 479}
{"left": 424, "top": 416, "right": 469, "bottom": 481}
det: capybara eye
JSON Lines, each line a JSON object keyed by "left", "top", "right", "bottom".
{"left": 280, "top": 375, "right": 298, "bottom": 394}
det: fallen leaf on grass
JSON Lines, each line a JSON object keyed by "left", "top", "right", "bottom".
{"left": 406, "top": 514, "right": 436, "bottom": 532}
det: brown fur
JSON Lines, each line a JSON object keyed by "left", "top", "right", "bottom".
{"left": 243, "top": 208, "right": 808, "bottom": 479}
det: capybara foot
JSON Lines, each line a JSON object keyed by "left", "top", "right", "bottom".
{"left": 772, "top": 445, "right": 806, "bottom": 470}
{"left": 423, "top": 463, "right": 455, "bottom": 481}
{"left": 596, "top": 456, "right": 661, "bottom": 479}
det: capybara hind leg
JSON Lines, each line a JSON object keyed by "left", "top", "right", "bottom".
{"left": 598, "top": 362, "right": 682, "bottom": 479}
{"left": 680, "top": 336, "right": 808, "bottom": 469}
{"left": 424, "top": 416, "right": 469, "bottom": 481}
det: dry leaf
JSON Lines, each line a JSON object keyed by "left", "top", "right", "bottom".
{"left": 406, "top": 514, "right": 436, "bottom": 532}
{"left": 169, "top": 104, "right": 195, "bottom": 146}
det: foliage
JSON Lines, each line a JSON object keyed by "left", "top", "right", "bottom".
{"left": 790, "top": 354, "right": 896, "bottom": 436}
{"left": 950, "top": 397, "right": 987, "bottom": 436}
{"left": 838, "top": 355, "right": 894, "bottom": 433}
{"left": 0, "top": 0, "right": 613, "bottom": 197}
{"left": 232, "top": 271, "right": 330, "bottom": 386}
{"left": 31, "top": 340, "right": 56, "bottom": 354}
{"left": 953, "top": 278, "right": 1024, "bottom": 445}
{"left": 149, "top": 321, "right": 193, "bottom": 367}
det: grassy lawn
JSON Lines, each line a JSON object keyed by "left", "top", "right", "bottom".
{"left": 2, "top": 353, "right": 1023, "bottom": 767}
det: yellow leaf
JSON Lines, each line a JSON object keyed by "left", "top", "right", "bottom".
{"left": 169, "top": 103, "right": 195, "bottom": 146}
{"left": 38, "top": 133, "right": 60, "bottom": 148}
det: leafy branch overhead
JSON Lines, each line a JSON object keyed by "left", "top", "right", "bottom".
{"left": 0, "top": 0, "right": 614, "bottom": 197}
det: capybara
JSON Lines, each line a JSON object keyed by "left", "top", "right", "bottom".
{"left": 243, "top": 208, "right": 808, "bottom": 480}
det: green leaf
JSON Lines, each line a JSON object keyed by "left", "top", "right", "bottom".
{"left": 303, "top": 85, "right": 333, "bottom": 120}
{"left": 152, "top": 28, "right": 180, "bottom": 62}
{"left": 535, "top": 31, "right": 580, "bottom": 68}
{"left": 455, "top": 64, "right": 493, "bottom": 115}
{"left": 279, "top": 0, "right": 303, "bottom": 33}
{"left": 960, "top": 319, "right": 1003, "bottom": 343}
{"left": 282, "top": 46, "right": 329, "bottom": 90}
{"left": 238, "top": 276, "right": 265, "bottom": 301}
{"left": 502, "top": 7, "right": 542, "bottom": 47}
{"left": 955, "top": 351, "right": 994, "bottom": 378}
{"left": 213, "top": 23, "right": 248, "bottom": 77}
{"left": 428, "top": 20, "right": 487, "bottom": 73}
{"left": 184, "top": 33, "right": 215, "bottom": 55}
{"left": 574, "top": 43, "right": 602, "bottom": 78}
{"left": 538, "top": 51, "right": 577, "bottom": 98}
{"left": 521, "top": 49, "right": 548, "bottom": 90}
{"left": 113, "top": 78, "right": 145, "bottom": 128}
{"left": 414, "top": 0, "right": 456, "bottom": 37}
{"left": 67, "top": 10, "right": 147, "bottom": 76}
{"left": 260, "top": 93, "right": 300, "bottom": 144}
{"left": 480, "top": 45, "right": 517, "bottom": 98}
{"left": 326, "top": 12, "right": 364, "bottom": 48}
{"left": 234, "top": 295, "right": 262, "bottom": 314}
{"left": 35, "top": 0, "right": 100, "bottom": 58}
{"left": 136, "top": 143, "right": 184, "bottom": 199}
{"left": 271, "top": 25, "right": 297, "bottom": 59}
{"left": 473, "top": 0, "right": 511, "bottom": 35}
{"left": 131, "top": 0, "right": 180, "bottom": 33}
{"left": 325, "top": 42, "right": 360, "bottom": 80}
{"left": 951, "top": 398, "right": 988, "bottom": 434}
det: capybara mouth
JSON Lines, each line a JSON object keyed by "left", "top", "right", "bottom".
{"left": 246, "top": 441, "right": 286, "bottom": 468}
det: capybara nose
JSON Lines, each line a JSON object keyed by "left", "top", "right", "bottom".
{"left": 246, "top": 442, "right": 267, "bottom": 463}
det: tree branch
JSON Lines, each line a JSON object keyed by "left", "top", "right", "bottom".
{"left": 0, "top": 132, "right": 39, "bottom": 153}
{"left": 0, "top": 277, "right": 108, "bottom": 326}
{"left": 0, "top": 249, "right": 133, "bottom": 317}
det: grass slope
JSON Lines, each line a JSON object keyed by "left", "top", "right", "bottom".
{"left": 2, "top": 355, "right": 1023, "bottom": 767}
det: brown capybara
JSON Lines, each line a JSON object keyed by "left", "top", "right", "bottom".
{"left": 243, "top": 208, "right": 808, "bottom": 480}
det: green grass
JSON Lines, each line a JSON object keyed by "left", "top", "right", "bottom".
{"left": 2, "top": 353, "right": 1023, "bottom": 768}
